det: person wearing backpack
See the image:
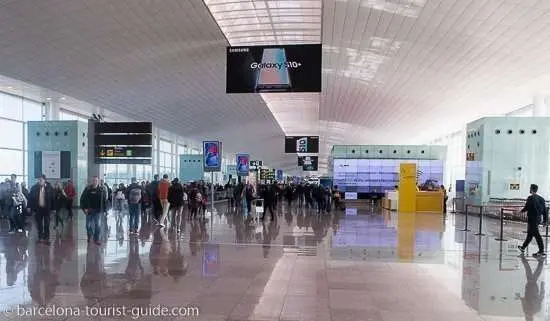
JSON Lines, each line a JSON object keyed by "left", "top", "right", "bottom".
{"left": 168, "top": 178, "right": 184, "bottom": 233}
{"left": 126, "top": 177, "right": 143, "bottom": 235}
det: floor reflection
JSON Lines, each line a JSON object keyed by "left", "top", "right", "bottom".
{"left": 0, "top": 204, "right": 547, "bottom": 320}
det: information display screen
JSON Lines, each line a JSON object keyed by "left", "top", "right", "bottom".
{"left": 333, "top": 159, "right": 444, "bottom": 193}
{"left": 94, "top": 122, "right": 152, "bottom": 164}
{"left": 286, "top": 136, "right": 319, "bottom": 153}
{"left": 226, "top": 44, "right": 321, "bottom": 93}
{"left": 302, "top": 156, "right": 318, "bottom": 171}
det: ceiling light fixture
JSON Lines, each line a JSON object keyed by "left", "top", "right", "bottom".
{"left": 60, "top": 97, "right": 66, "bottom": 100}
{"left": 46, "top": 97, "right": 52, "bottom": 101}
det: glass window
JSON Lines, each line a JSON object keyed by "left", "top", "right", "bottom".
{"left": 0, "top": 149, "right": 23, "bottom": 176}
{"left": 0, "top": 119, "right": 23, "bottom": 149}
{"left": 22, "top": 100, "right": 43, "bottom": 121}
{"left": 160, "top": 140, "right": 171, "bottom": 153}
{"left": 0, "top": 93, "right": 22, "bottom": 120}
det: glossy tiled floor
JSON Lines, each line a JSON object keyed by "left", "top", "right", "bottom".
{"left": 0, "top": 202, "right": 548, "bottom": 320}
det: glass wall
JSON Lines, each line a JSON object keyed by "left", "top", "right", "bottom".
{"left": 0, "top": 92, "right": 43, "bottom": 183}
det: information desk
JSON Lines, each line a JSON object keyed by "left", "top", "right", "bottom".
{"left": 416, "top": 191, "right": 444, "bottom": 214}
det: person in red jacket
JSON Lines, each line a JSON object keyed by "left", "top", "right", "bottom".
{"left": 64, "top": 180, "right": 76, "bottom": 219}
{"left": 157, "top": 174, "right": 170, "bottom": 228}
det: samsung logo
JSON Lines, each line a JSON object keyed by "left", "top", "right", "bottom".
{"left": 229, "top": 48, "right": 249, "bottom": 53}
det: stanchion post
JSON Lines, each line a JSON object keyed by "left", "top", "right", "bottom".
{"left": 495, "top": 208, "right": 507, "bottom": 242}
{"left": 474, "top": 206, "right": 485, "bottom": 236}
{"left": 460, "top": 204, "right": 471, "bottom": 232}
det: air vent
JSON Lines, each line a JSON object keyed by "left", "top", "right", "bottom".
{"left": 421, "top": 150, "right": 425, "bottom": 154}
{"left": 45, "top": 132, "right": 49, "bottom": 136}
{"left": 532, "top": 129, "right": 537, "bottom": 134}
{"left": 36, "top": 132, "right": 40, "bottom": 136}
{"left": 507, "top": 130, "right": 513, "bottom": 134}
{"left": 495, "top": 129, "right": 501, "bottom": 134}
{"left": 351, "top": 149, "right": 355, "bottom": 154}
{"left": 393, "top": 150, "right": 397, "bottom": 154}
{"left": 365, "top": 150, "right": 369, "bottom": 154}
{"left": 519, "top": 129, "right": 525, "bottom": 134}
{"left": 407, "top": 150, "right": 411, "bottom": 154}
{"left": 379, "top": 150, "right": 383, "bottom": 154}
{"left": 54, "top": 131, "right": 58, "bottom": 136}
{"left": 64, "top": 131, "right": 68, "bottom": 136}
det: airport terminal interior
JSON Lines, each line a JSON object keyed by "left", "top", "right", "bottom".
{"left": 3, "top": 0, "right": 550, "bottom": 320}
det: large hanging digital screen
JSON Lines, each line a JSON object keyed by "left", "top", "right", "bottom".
{"left": 226, "top": 44, "right": 322, "bottom": 93}
{"left": 285, "top": 136, "right": 319, "bottom": 153}
{"left": 333, "top": 159, "right": 444, "bottom": 193}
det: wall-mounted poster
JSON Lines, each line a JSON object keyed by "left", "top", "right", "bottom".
{"left": 236, "top": 154, "right": 250, "bottom": 176}
{"left": 203, "top": 141, "right": 222, "bottom": 172}
{"left": 42, "top": 151, "right": 61, "bottom": 179}
{"left": 226, "top": 44, "right": 322, "bottom": 93}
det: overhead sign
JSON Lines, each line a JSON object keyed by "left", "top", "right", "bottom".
{"left": 250, "top": 160, "right": 263, "bottom": 168}
{"left": 226, "top": 44, "right": 322, "bottom": 93}
{"left": 285, "top": 136, "right": 319, "bottom": 153}
{"left": 203, "top": 141, "right": 222, "bottom": 172}
{"left": 236, "top": 154, "right": 250, "bottom": 176}
{"left": 94, "top": 122, "right": 153, "bottom": 164}
{"left": 302, "top": 156, "right": 318, "bottom": 171}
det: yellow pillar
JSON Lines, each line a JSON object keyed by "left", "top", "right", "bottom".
{"left": 398, "top": 212, "right": 416, "bottom": 261}
{"left": 398, "top": 163, "right": 417, "bottom": 213}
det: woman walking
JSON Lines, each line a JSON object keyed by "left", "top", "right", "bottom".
{"left": 53, "top": 181, "right": 67, "bottom": 229}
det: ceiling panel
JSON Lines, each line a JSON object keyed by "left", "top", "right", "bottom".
{"left": 1, "top": 0, "right": 550, "bottom": 175}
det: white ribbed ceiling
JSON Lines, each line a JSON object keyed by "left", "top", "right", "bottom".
{"left": 1, "top": 0, "right": 550, "bottom": 173}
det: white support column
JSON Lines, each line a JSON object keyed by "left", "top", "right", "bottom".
{"left": 533, "top": 94, "right": 550, "bottom": 116}
{"left": 155, "top": 127, "right": 160, "bottom": 176}
{"left": 47, "top": 102, "right": 61, "bottom": 120}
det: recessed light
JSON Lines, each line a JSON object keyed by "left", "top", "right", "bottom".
{"left": 6, "top": 86, "right": 13, "bottom": 89}
{"left": 60, "top": 97, "right": 66, "bottom": 100}
{"left": 46, "top": 97, "right": 52, "bottom": 101}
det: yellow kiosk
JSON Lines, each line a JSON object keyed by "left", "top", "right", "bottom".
{"left": 397, "top": 163, "right": 443, "bottom": 214}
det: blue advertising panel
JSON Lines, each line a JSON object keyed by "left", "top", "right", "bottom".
{"left": 236, "top": 154, "right": 250, "bottom": 176}
{"left": 276, "top": 169, "right": 283, "bottom": 181}
{"left": 202, "top": 244, "right": 220, "bottom": 278}
{"left": 203, "top": 141, "right": 222, "bottom": 172}
{"left": 179, "top": 155, "right": 204, "bottom": 182}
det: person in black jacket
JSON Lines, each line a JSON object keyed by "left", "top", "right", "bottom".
{"left": 261, "top": 184, "right": 275, "bottom": 221}
{"left": 168, "top": 178, "right": 184, "bottom": 233}
{"left": 28, "top": 175, "right": 55, "bottom": 245}
{"left": 80, "top": 176, "right": 107, "bottom": 246}
{"left": 518, "top": 184, "right": 547, "bottom": 257}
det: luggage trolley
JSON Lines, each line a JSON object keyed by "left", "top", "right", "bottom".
{"left": 251, "top": 199, "right": 264, "bottom": 222}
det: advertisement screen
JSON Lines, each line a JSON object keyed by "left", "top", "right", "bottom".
{"left": 285, "top": 136, "right": 319, "bottom": 153}
{"left": 226, "top": 44, "right": 322, "bottom": 93}
{"left": 333, "top": 159, "right": 444, "bottom": 193}
{"left": 203, "top": 141, "right": 222, "bottom": 172}
{"left": 236, "top": 154, "right": 250, "bottom": 176}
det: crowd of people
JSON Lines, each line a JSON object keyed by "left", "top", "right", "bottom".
{"left": 0, "top": 172, "right": 347, "bottom": 247}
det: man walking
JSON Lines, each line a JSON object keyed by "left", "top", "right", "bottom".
{"left": 80, "top": 176, "right": 107, "bottom": 246}
{"left": 518, "top": 184, "right": 547, "bottom": 258}
{"left": 157, "top": 174, "right": 170, "bottom": 228}
{"left": 28, "top": 175, "right": 54, "bottom": 245}
{"left": 126, "top": 177, "right": 143, "bottom": 235}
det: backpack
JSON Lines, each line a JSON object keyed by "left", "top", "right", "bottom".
{"left": 129, "top": 187, "right": 142, "bottom": 204}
